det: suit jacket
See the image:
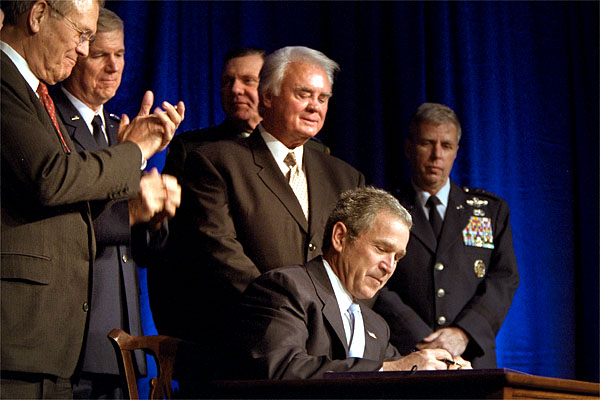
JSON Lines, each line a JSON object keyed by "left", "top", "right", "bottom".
{"left": 374, "top": 181, "right": 519, "bottom": 368}
{"left": 231, "top": 257, "right": 401, "bottom": 379}
{"left": 52, "top": 88, "right": 146, "bottom": 376}
{"left": 163, "top": 120, "right": 330, "bottom": 182}
{"left": 1, "top": 55, "right": 142, "bottom": 379}
{"left": 149, "top": 130, "right": 364, "bottom": 346}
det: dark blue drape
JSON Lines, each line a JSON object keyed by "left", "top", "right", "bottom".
{"left": 105, "top": 1, "right": 599, "bottom": 393}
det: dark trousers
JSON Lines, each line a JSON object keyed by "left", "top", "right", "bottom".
{"left": 1, "top": 371, "right": 73, "bottom": 399}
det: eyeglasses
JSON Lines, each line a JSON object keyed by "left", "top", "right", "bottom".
{"left": 47, "top": 1, "right": 95, "bottom": 46}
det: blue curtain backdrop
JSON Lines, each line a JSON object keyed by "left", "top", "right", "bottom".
{"left": 104, "top": 0, "right": 599, "bottom": 393}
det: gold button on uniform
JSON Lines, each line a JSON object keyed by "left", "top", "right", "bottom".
{"left": 434, "top": 262, "right": 444, "bottom": 271}
{"left": 122, "top": 254, "right": 128, "bottom": 263}
{"left": 82, "top": 302, "right": 89, "bottom": 312}
{"left": 437, "top": 316, "right": 446, "bottom": 325}
{"left": 437, "top": 288, "right": 446, "bottom": 297}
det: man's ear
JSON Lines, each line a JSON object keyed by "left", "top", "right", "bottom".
{"left": 262, "top": 91, "right": 272, "bottom": 109}
{"left": 29, "top": 1, "right": 48, "bottom": 34}
{"left": 331, "top": 221, "right": 348, "bottom": 253}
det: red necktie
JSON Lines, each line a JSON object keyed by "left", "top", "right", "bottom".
{"left": 36, "top": 82, "right": 71, "bottom": 153}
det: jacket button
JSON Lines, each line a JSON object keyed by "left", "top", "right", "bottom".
{"left": 434, "top": 262, "right": 444, "bottom": 271}
{"left": 308, "top": 243, "right": 317, "bottom": 252}
{"left": 122, "top": 254, "right": 128, "bottom": 263}
{"left": 82, "top": 302, "right": 89, "bottom": 312}
{"left": 437, "top": 316, "right": 447, "bottom": 326}
{"left": 437, "top": 288, "right": 446, "bottom": 298}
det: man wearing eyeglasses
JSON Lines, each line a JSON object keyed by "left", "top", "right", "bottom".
{"left": 0, "top": 1, "right": 184, "bottom": 398}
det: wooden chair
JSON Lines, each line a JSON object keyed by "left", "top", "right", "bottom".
{"left": 108, "top": 328, "right": 184, "bottom": 399}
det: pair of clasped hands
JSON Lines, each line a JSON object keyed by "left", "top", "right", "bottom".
{"left": 383, "top": 327, "right": 473, "bottom": 371}
{"left": 118, "top": 91, "right": 185, "bottom": 230}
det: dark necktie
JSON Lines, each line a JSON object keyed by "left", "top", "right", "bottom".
{"left": 92, "top": 115, "right": 108, "bottom": 148}
{"left": 426, "top": 195, "right": 443, "bottom": 240}
{"left": 36, "top": 82, "right": 70, "bottom": 153}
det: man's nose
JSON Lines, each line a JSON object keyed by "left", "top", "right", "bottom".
{"left": 306, "top": 96, "right": 321, "bottom": 112}
{"left": 231, "top": 79, "right": 244, "bottom": 95}
{"left": 76, "top": 40, "right": 89, "bottom": 57}
{"left": 380, "top": 254, "right": 396, "bottom": 274}
{"left": 431, "top": 142, "right": 443, "bottom": 158}
{"left": 106, "top": 55, "right": 119, "bottom": 72}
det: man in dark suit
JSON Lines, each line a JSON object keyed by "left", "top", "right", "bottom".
{"left": 150, "top": 47, "right": 364, "bottom": 356}
{"left": 51, "top": 8, "right": 181, "bottom": 398}
{"left": 373, "top": 103, "right": 519, "bottom": 369}
{"left": 230, "top": 187, "right": 470, "bottom": 380}
{"left": 0, "top": 1, "right": 184, "bottom": 397}
{"left": 163, "top": 47, "right": 329, "bottom": 182}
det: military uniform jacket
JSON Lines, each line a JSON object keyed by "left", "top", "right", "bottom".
{"left": 374, "top": 180, "right": 519, "bottom": 368}
{"left": 52, "top": 88, "right": 147, "bottom": 376}
{"left": 149, "top": 130, "right": 364, "bottom": 344}
{"left": 232, "top": 257, "right": 401, "bottom": 379}
{"left": 1, "top": 55, "right": 142, "bottom": 378}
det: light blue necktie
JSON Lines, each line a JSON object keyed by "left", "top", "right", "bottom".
{"left": 348, "top": 302, "right": 365, "bottom": 358}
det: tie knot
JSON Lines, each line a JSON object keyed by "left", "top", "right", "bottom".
{"left": 348, "top": 303, "right": 361, "bottom": 315}
{"left": 426, "top": 195, "right": 441, "bottom": 208}
{"left": 283, "top": 152, "right": 297, "bottom": 168}
{"left": 36, "top": 82, "right": 49, "bottom": 97}
{"left": 92, "top": 115, "right": 103, "bottom": 129}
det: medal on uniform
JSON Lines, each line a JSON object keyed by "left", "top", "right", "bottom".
{"left": 474, "top": 259, "right": 486, "bottom": 278}
{"left": 462, "top": 216, "right": 494, "bottom": 249}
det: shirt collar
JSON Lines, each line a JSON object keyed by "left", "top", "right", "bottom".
{"left": 61, "top": 86, "right": 105, "bottom": 134}
{"left": 413, "top": 178, "right": 451, "bottom": 209}
{"left": 258, "top": 123, "right": 304, "bottom": 176}
{"left": 1, "top": 41, "right": 40, "bottom": 95}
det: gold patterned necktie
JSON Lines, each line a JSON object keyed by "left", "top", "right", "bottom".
{"left": 283, "top": 152, "right": 309, "bottom": 220}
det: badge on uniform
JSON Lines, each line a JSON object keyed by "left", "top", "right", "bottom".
{"left": 462, "top": 216, "right": 494, "bottom": 249}
{"left": 474, "top": 259, "right": 486, "bottom": 278}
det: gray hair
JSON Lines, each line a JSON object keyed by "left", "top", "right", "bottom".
{"left": 2, "top": 0, "right": 104, "bottom": 26}
{"left": 96, "top": 7, "right": 123, "bottom": 34}
{"left": 258, "top": 46, "right": 340, "bottom": 98}
{"left": 322, "top": 187, "right": 412, "bottom": 251}
{"left": 408, "top": 102, "right": 462, "bottom": 142}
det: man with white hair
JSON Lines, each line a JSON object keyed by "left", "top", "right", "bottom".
{"left": 151, "top": 47, "right": 363, "bottom": 363}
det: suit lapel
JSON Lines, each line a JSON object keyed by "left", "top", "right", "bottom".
{"left": 303, "top": 148, "right": 330, "bottom": 239}
{"left": 248, "top": 131, "right": 309, "bottom": 232}
{"left": 360, "top": 305, "right": 384, "bottom": 360}
{"left": 437, "top": 182, "right": 471, "bottom": 254}
{"left": 52, "top": 88, "right": 99, "bottom": 151}
{"left": 306, "top": 258, "right": 349, "bottom": 354}
{"left": 103, "top": 110, "right": 119, "bottom": 146}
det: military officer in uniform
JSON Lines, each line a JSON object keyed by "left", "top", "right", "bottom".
{"left": 374, "top": 102, "right": 519, "bottom": 369}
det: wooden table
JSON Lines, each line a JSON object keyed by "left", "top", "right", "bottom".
{"left": 200, "top": 369, "right": 599, "bottom": 399}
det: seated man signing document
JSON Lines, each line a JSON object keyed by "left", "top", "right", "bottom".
{"left": 230, "top": 187, "right": 471, "bottom": 379}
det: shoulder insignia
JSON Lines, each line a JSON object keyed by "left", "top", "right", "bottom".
{"left": 463, "top": 186, "right": 502, "bottom": 201}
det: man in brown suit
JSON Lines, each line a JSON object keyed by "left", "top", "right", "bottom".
{"left": 150, "top": 47, "right": 364, "bottom": 368}
{"left": 0, "top": 1, "right": 184, "bottom": 397}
